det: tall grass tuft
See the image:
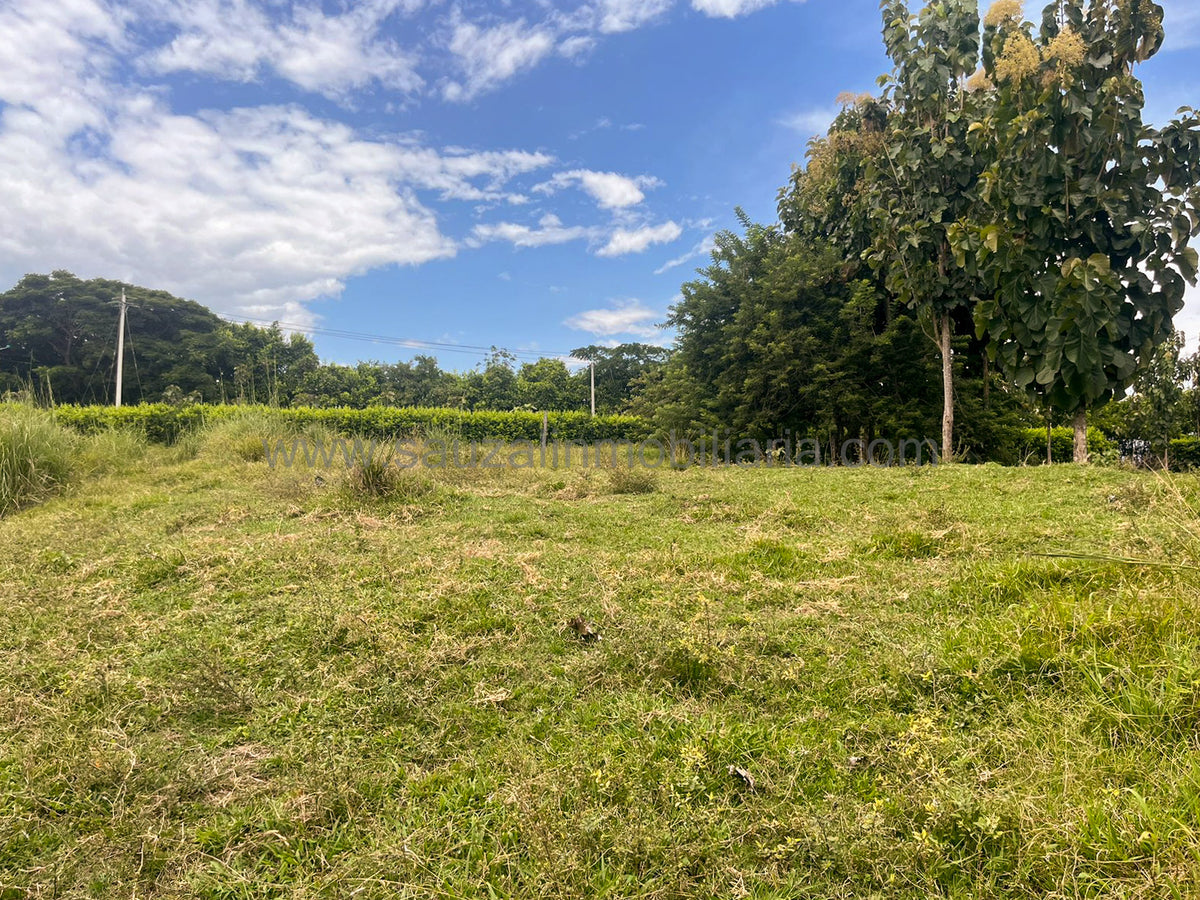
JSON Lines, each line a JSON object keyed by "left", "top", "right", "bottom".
{"left": 342, "top": 458, "right": 435, "bottom": 503}
{"left": 0, "top": 403, "right": 76, "bottom": 515}
{"left": 605, "top": 466, "right": 657, "bottom": 495}
{"left": 73, "top": 427, "right": 148, "bottom": 477}
{"left": 188, "top": 408, "right": 335, "bottom": 463}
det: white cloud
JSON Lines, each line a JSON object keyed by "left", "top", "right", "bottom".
{"left": 443, "top": 17, "right": 556, "bottom": 101}
{"left": 470, "top": 215, "right": 683, "bottom": 259}
{"left": 470, "top": 214, "right": 597, "bottom": 249}
{"left": 0, "top": 0, "right": 122, "bottom": 133}
{"left": 535, "top": 169, "right": 661, "bottom": 209}
{"left": 565, "top": 299, "right": 662, "bottom": 338}
{"left": 691, "top": 0, "right": 792, "bottom": 17}
{"left": 778, "top": 106, "right": 837, "bottom": 138}
{"left": 0, "top": 2, "right": 584, "bottom": 322}
{"left": 597, "top": 221, "right": 683, "bottom": 257}
{"left": 594, "top": 0, "right": 674, "bottom": 33}
{"left": 142, "top": 0, "right": 423, "bottom": 100}
{"left": 558, "top": 35, "right": 598, "bottom": 59}
{"left": 393, "top": 146, "right": 554, "bottom": 203}
{"left": 0, "top": 100, "right": 456, "bottom": 319}
{"left": 654, "top": 234, "right": 716, "bottom": 274}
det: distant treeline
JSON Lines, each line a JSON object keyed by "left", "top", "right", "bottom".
{"left": 0, "top": 271, "right": 667, "bottom": 414}
{"left": 8, "top": 264, "right": 1200, "bottom": 465}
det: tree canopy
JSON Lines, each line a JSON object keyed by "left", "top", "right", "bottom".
{"left": 953, "top": 0, "right": 1199, "bottom": 461}
{"left": 644, "top": 0, "right": 1199, "bottom": 463}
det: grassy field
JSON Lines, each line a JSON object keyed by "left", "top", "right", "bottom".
{"left": 3, "top": 422, "right": 1200, "bottom": 898}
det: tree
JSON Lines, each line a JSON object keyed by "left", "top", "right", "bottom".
{"left": 1125, "top": 331, "right": 1186, "bottom": 465}
{"left": 655, "top": 210, "right": 943, "bottom": 449}
{"left": 465, "top": 349, "right": 520, "bottom": 411}
{"left": 866, "top": 0, "right": 989, "bottom": 462}
{"left": 569, "top": 343, "right": 670, "bottom": 414}
{"left": 0, "top": 271, "right": 241, "bottom": 403}
{"left": 517, "top": 358, "right": 579, "bottom": 411}
{"left": 956, "top": 0, "right": 1200, "bottom": 462}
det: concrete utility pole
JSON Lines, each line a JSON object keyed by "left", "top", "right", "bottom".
{"left": 589, "top": 359, "right": 596, "bottom": 417}
{"left": 115, "top": 288, "right": 127, "bottom": 408}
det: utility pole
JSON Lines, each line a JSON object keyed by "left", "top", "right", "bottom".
{"left": 115, "top": 288, "right": 127, "bottom": 408}
{"left": 589, "top": 359, "right": 596, "bottom": 417}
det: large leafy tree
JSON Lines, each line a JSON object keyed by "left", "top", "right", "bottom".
{"left": 463, "top": 349, "right": 521, "bottom": 411}
{"left": 653, "top": 211, "right": 941, "bottom": 448}
{"left": 957, "top": 0, "right": 1200, "bottom": 462}
{"left": 569, "top": 343, "right": 670, "bottom": 414}
{"left": 866, "top": 0, "right": 990, "bottom": 461}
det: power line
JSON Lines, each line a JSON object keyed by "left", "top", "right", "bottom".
{"left": 220, "top": 312, "right": 599, "bottom": 416}
{"left": 217, "top": 312, "right": 586, "bottom": 363}
{"left": 98, "top": 290, "right": 597, "bottom": 411}
{"left": 101, "top": 290, "right": 592, "bottom": 363}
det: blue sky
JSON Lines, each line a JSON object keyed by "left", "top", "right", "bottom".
{"left": 1, "top": 0, "right": 1197, "bottom": 369}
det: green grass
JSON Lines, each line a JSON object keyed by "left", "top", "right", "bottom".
{"left": 1, "top": 402, "right": 155, "bottom": 516}
{"left": 3, "top": 432, "right": 1200, "bottom": 898}
{"left": 0, "top": 402, "right": 76, "bottom": 514}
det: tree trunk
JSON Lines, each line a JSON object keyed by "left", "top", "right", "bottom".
{"left": 1072, "top": 409, "right": 1088, "bottom": 464}
{"left": 940, "top": 311, "right": 953, "bottom": 463}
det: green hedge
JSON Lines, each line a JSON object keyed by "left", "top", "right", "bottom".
{"left": 54, "top": 404, "right": 207, "bottom": 444}
{"left": 1014, "top": 426, "right": 1115, "bottom": 463}
{"left": 53, "top": 404, "right": 651, "bottom": 445}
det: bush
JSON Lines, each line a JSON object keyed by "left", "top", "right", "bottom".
{"left": 194, "top": 409, "right": 336, "bottom": 463}
{"left": 605, "top": 467, "right": 658, "bottom": 495}
{"left": 1013, "top": 426, "right": 1115, "bottom": 464}
{"left": 1169, "top": 437, "right": 1200, "bottom": 470}
{"left": 0, "top": 403, "right": 76, "bottom": 514}
{"left": 54, "top": 403, "right": 207, "bottom": 443}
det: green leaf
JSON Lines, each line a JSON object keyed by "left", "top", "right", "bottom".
{"left": 1180, "top": 247, "right": 1199, "bottom": 284}
{"left": 983, "top": 226, "right": 999, "bottom": 253}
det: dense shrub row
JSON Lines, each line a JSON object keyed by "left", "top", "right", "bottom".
{"left": 54, "top": 403, "right": 652, "bottom": 444}
{"left": 1013, "top": 427, "right": 1115, "bottom": 464}
{"left": 55, "top": 402, "right": 1200, "bottom": 470}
